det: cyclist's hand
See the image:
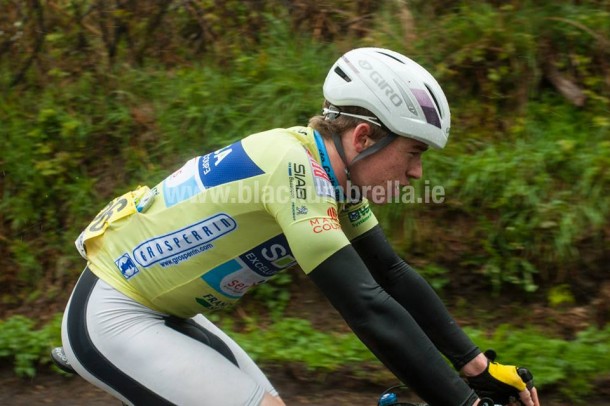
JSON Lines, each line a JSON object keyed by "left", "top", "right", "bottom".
{"left": 466, "top": 350, "right": 540, "bottom": 406}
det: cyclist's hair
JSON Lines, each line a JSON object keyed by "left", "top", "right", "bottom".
{"left": 309, "top": 100, "right": 388, "bottom": 141}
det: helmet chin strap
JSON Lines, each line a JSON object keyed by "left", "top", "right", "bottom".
{"left": 324, "top": 104, "right": 399, "bottom": 200}
{"left": 324, "top": 105, "right": 399, "bottom": 182}
{"left": 332, "top": 132, "right": 398, "bottom": 182}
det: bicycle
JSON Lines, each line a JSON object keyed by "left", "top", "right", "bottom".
{"left": 376, "top": 384, "right": 426, "bottom": 406}
{"left": 52, "top": 346, "right": 518, "bottom": 406}
{"left": 375, "top": 350, "right": 536, "bottom": 406}
{"left": 377, "top": 384, "right": 513, "bottom": 406}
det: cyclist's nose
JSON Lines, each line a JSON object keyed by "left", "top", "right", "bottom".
{"left": 406, "top": 159, "right": 423, "bottom": 180}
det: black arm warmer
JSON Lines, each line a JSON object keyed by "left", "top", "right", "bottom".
{"left": 308, "top": 245, "right": 477, "bottom": 406}
{"left": 351, "top": 225, "right": 481, "bottom": 370}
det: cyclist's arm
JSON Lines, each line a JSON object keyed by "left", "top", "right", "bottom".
{"left": 261, "top": 144, "right": 477, "bottom": 405}
{"left": 308, "top": 246, "right": 477, "bottom": 406}
{"left": 350, "top": 224, "right": 481, "bottom": 370}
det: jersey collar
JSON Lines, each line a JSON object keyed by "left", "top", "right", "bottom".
{"left": 313, "top": 130, "right": 345, "bottom": 201}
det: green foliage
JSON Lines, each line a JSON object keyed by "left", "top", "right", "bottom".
{"left": 408, "top": 2, "right": 610, "bottom": 118}
{"left": 0, "top": 74, "right": 166, "bottom": 294}
{"left": 0, "top": 0, "right": 381, "bottom": 89}
{"left": 376, "top": 99, "right": 610, "bottom": 292}
{"left": 465, "top": 325, "right": 610, "bottom": 400}
{"left": 0, "top": 314, "right": 63, "bottom": 377}
{"left": 0, "top": 4, "right": 608, "bottom": 403}
{"left": 231, "top": 317, "right": 376, "bottom": 372}
{"left": 1, "top": 0, "right": 609, "bottom": 310}
{"left": 151, "top": 22, "right": 332, "bottom": 157}
{"left": 547, "top": 284, "right": 576, "bottom": 308}
{"left": 0, "top": 16, "right": 332, "bottom": 300}
{"left": 418, "top": 264, "right": 450, "bottom": 291}
{"left": 2, "top": 313, "right": 609, "bottom": 402}
{"left": 248, "top": 272, "right": 293, "bottom": 319}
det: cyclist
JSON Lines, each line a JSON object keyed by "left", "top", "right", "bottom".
{"left": 61, "top": 47, "right": 540, "bottom": 406}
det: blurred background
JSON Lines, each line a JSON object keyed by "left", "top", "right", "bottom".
{"left": 0, "top": 0, "right": 609, "bottom": 404}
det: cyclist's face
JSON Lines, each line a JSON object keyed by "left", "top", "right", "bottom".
{"left": 350, "top": 133, "right": 427, "bottom": 204}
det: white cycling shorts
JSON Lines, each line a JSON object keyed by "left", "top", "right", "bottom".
{"left": 61, "top": 268, "right": 277, "bottom": 406}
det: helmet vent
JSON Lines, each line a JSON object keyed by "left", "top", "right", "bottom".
{"left": 376, "top": 51, "right": 405, "bottom": 64}
{"left": 425, "top": 83, "right": 443, "bottom": 118}
{"left": 334, "top": 67, "right": 352, "bottom": 82}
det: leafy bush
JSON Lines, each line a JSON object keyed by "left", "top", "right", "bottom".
{"left": 408, "top": 2, "right": 610, "bottom": 116}
{"left": 2, "top": 313, "right": 609, "bottom": 402}
{"left": 0, "top": 0, "right": 382, "bottom": 89}
{"left": 232, "top": 317, "right": 376, "bottom": 372}
{"left": 465, "top": 325, "right": 610, "bottom": 399}
{"left": 375, "top": 99, "right": 610, "bottom": 292}
{"left": 0, "top": 314, "right": 63, "bottom": 377}
{"left": 1, "top": 1, "right": 609, "bottom": 306}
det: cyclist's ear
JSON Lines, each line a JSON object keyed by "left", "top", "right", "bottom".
{"left": 351, "top": 123, "right": 375, "bottom": 152}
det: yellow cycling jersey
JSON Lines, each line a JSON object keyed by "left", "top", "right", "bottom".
{"left": 77, "top": 126, "right": 378, "bottom": 318}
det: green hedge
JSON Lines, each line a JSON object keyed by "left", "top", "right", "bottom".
{"left": 1, "top": 1, "right": 609, "bottom": 304}
{"left": 1, "top": 314, "right": 609, "bottom": 402}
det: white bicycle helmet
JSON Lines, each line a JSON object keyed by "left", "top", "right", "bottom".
{"left": 323, "top": 47, "right": 450, "bottom": 149}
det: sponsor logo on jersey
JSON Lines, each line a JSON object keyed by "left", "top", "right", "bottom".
{"left": 309, "top": 217, "right": 341, "bottom": 234}
{"left": 162, "top": 158, "right": 204, "bottom": 207}
{"left": 195, "top": 293, "right": 231, "bottom": 311}
{"left": 306, "top": 150, "right": 334, "bottom": 198}
{"left": 115, "top": 253, "right": 139, "bottom": 279}
{"left": 288, "top": 161, "right": 308, "bottom": 200}
{"left": 347, "top": 204, "right": 372, "bottom": 227}
{"left": 288, "top": 150, "right": 334, "bottom": 205}
{"left": 291, "top": 202, "right": 310, "bottom": 220}
{"left": 240, "top": 234, "right": 296, "bottom": 276}
{"left": 133, "top": 213, "right": 237, "bottom": 268}
{"left": 201, "top": 234, "right": 296, "bottom": 298}
{"left": 162, "top": 141, "right": 264, "bottom": 207}
{"left": 306, "top": 205, "right": 341, "bottom": 234}
{"left": 198, "top": 141, "right": 264, "bottom": 188}
{"left": 201, "top": 258, "right": 266, "bottom": 298}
